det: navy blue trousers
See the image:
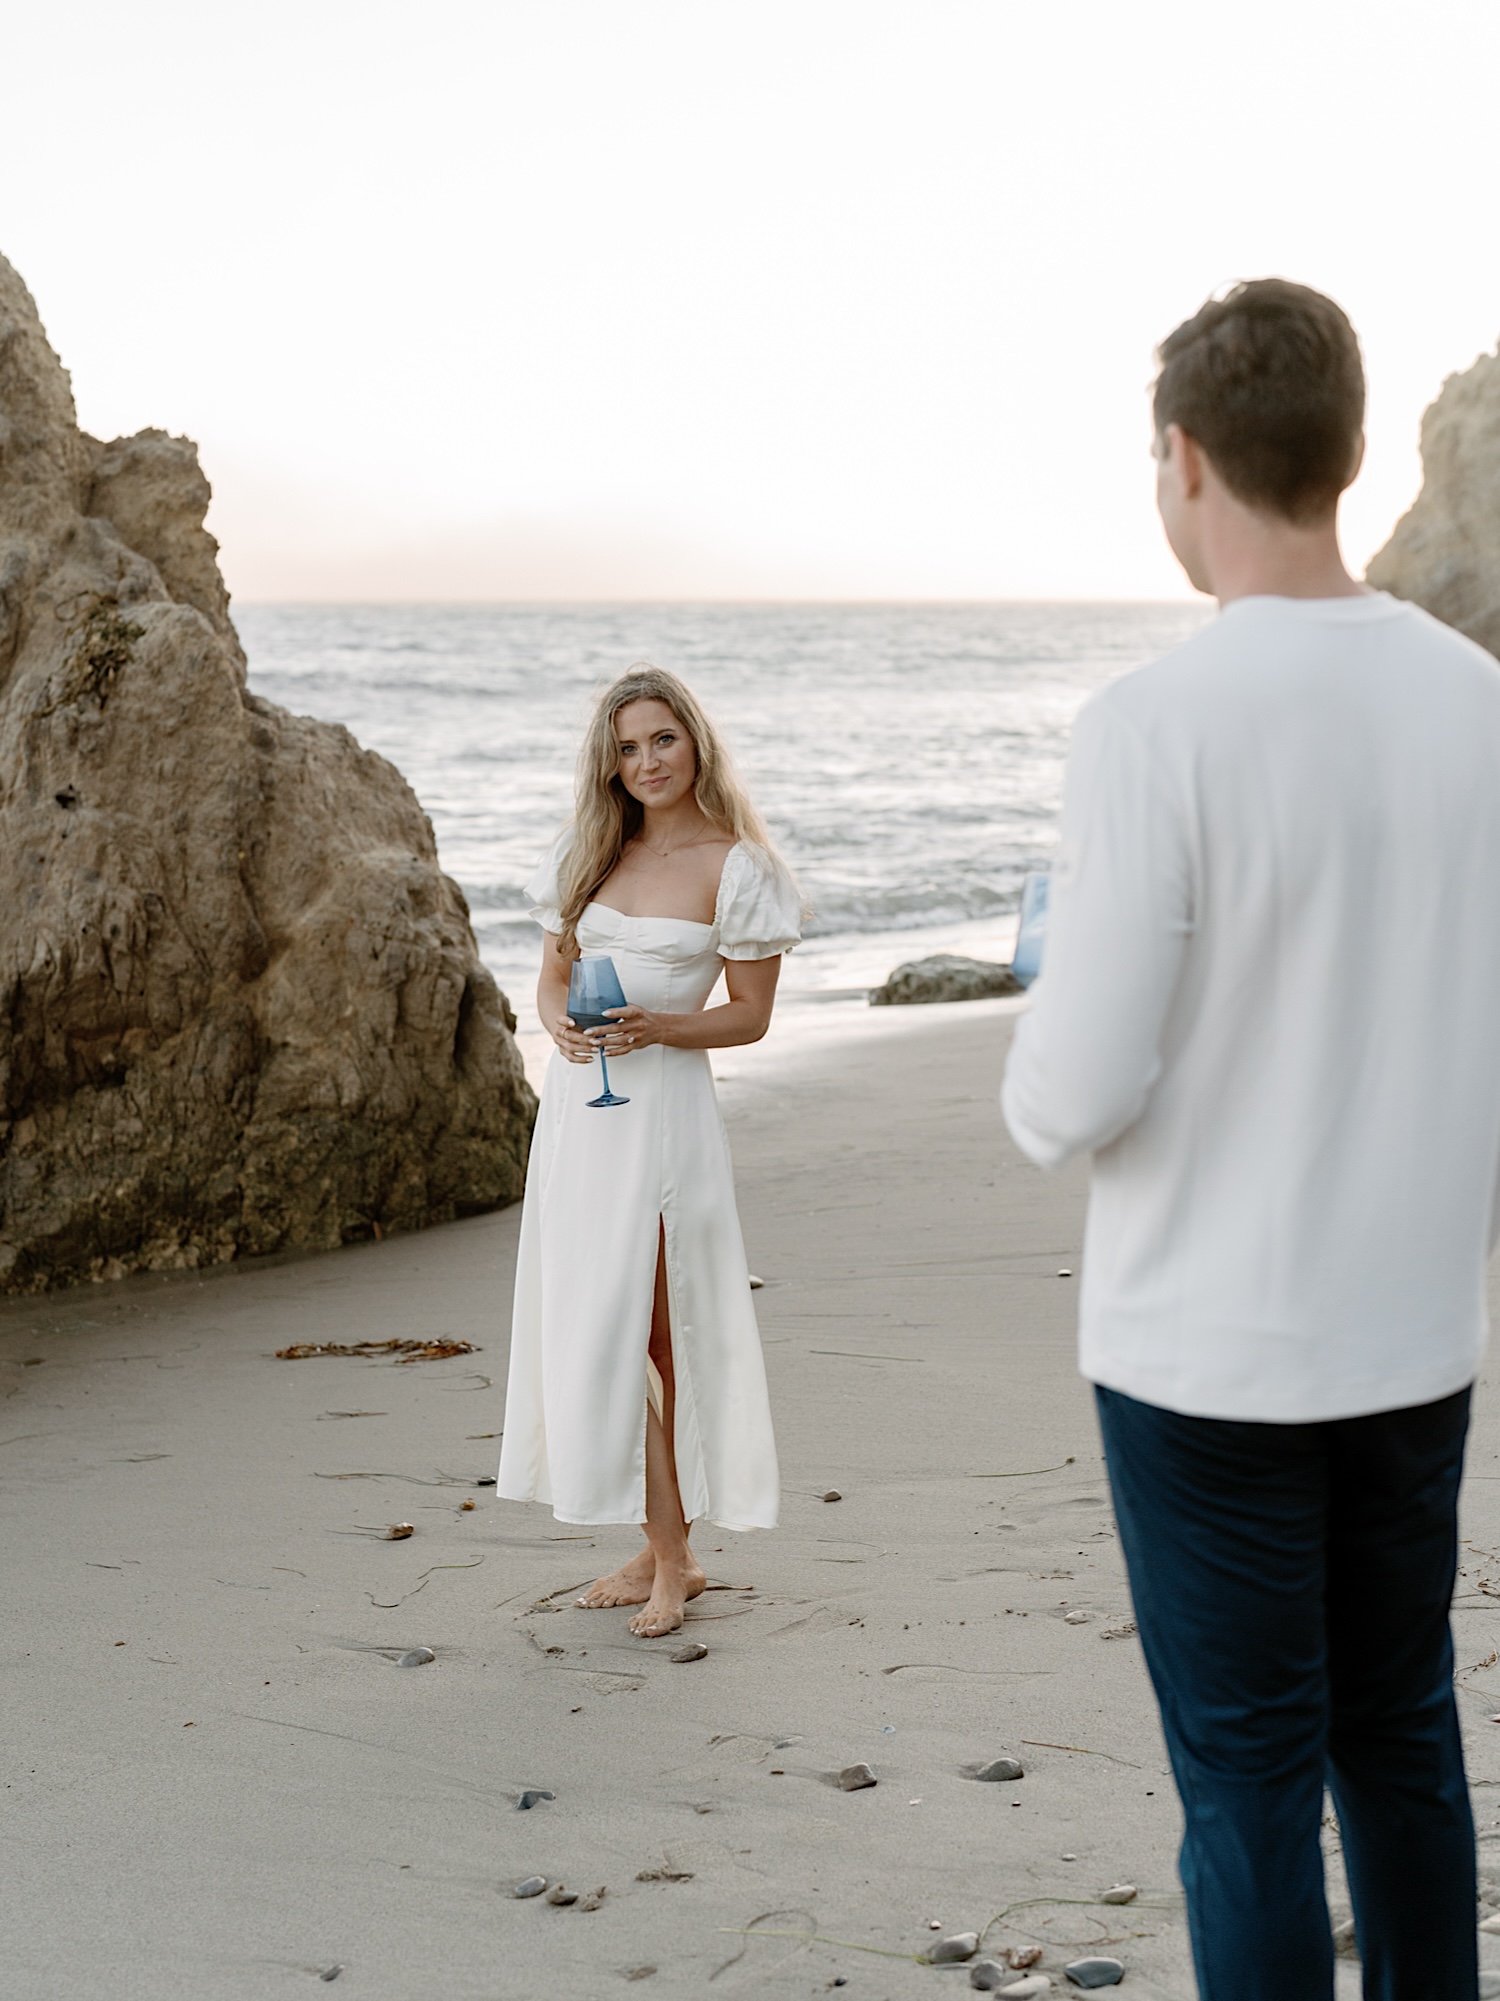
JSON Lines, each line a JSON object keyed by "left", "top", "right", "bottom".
{"left": 1095, "top": 1383, "right": 1476, "bottom": 2001}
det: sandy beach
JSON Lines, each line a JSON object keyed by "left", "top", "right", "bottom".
{"left": 9, "top": 1001, "right": 1500, "bottom": 2000}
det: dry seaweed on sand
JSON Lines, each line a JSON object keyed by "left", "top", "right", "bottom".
{"left": 275, "top": 1338, "right": 479, "bottom": 1363}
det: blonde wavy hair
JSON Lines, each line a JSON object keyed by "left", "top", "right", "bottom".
{"left": 555, "top": 664, "right": 790, "bottom": 960}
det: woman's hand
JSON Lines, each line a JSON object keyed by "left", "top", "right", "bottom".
{"left": 598, "top": 1004, "right": 665, "bottom": 1056}
{"left": 549, "top": 1013, "right": 600, "bottom": 1065}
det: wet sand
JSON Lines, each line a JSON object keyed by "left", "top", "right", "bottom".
{"left": 8, "top": 1002, "right": 1500, "bottom": 1998}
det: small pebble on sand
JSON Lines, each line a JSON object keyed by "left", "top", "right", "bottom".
{"left": 516, "top": 1788, "right": 554, "bottom": 1810}
{"left": 1332, "top": 1918, "right": 1358, "bottom": 1956}
{"left": 512, "top": 1876, "right": 548, "bottom": 1899}
{"left": 1480, "top": 1913, "right": 1500, "bottom": 1934}
{"left": 670, "top": 1642, "right": 708, "bottom": 1663}
{"left": 577, "top": 1887, "right": 608, "bottom": 1912}
{"left": 927, "top": 1932, "right": 980, "bottom": 1965}
{"left": 966, "top": 1757, "right": 1025, "bottom": 1782}
{"left": 546, "top": 1885, "right": 578, "bottom": 1906}
{"left": 1009, "top": 1947, "right": 1044, "bottom": 1970}
{"left": 396, "top": 1647, "right": 435, "bottom": 1668}
{"left": 838, "top": 1762, "right": 878, "bottom": 1791}
{"left": 1099, "top": 1884, "right": 1137, "bottom": 1905}
{"left": 317, "top": 1969, "right": 344, "bottom": 1984}
{"left": 1064, "top": 1611, "right": 1091, "bottom": 1625}
{"left": 748, "top": 1275, "right": 764, "bottom": 1289}
{"left": 999, "top": 1978, "right": 1052, "bottom": 1999}
{"left": 969, "top": 1963, "right": 1008, "bottom": 1994}
{"left": 1065, "top": 1959, "right": 1124, "bottom": 1989}
{"left": 821, "top": 1489, "right": 843, "bottom": 1502}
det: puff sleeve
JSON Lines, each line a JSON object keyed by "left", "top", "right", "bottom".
{"left": 715, "top": 844, "right": 803, "bottom": 960}
{"left": 525, "top": 826, "right": 573, "bottom": 934}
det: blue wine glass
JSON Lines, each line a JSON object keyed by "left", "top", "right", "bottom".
{"left": 567, "top": 955, "right": 631, "bottom": 1108}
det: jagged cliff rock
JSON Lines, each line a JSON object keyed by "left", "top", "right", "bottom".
{"left": 1367, "top": 344, "right": 1500, "bottom": 655}
{"left": 0, "top": 255, "right": 536, "bottom": 1292}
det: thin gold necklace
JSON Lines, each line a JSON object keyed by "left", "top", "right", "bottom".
{"left": 637, "top": 828, "right": 708, "bottom": 859}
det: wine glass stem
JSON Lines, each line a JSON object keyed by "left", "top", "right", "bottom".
{"left": 598, "top": 1046, "right": 613, "bottom": 1098}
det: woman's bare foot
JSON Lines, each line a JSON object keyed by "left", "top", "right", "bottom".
{"left": 577, "top": 1547, "right": 655, "bottom": 1608}
{"left": 628, "top": 1556, "right": 707, "bottom": 1638}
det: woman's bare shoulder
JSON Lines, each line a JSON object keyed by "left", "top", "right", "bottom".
{"left": 688, "top": 834, "right": 737, "bottom": 884}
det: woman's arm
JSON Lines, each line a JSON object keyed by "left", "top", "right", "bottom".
{"left": 599, "top": 955, "right": 782, "bottom": 1056}
{"left": 537, "top": 932, "right": 599, "bottom": 1065}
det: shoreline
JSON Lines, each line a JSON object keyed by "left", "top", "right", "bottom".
{"left": 8, "top": 1004, "right": 1500, "bottom": 1996}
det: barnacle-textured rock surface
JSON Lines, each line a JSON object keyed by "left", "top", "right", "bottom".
{"left": 1367, "top": 343, "right": 1500, "bottom": 654}
{"left": 869, "top": 953, "right": 1021, "bottom": 1006}
{"left": 0, "top": 254, "right": 535, "bottom": 1292}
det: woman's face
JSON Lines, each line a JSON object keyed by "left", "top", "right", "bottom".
{"left": 613, "top": 698, "right": 698, "bottom": 812}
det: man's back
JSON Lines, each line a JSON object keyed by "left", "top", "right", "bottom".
{"left": 1017, "top": 278, "right": 1487, "bottom": 1996}
{"left": 1003, "top": 590, "right": 1500, "bottom": 1419}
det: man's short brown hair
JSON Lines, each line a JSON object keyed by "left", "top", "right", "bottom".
{"left": 1153, "top": 279, "right": 1365, "bottom": 523}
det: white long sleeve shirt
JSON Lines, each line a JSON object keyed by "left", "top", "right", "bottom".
{"left": 1002, "top": 592, "right": 1500, "bottom": 1421}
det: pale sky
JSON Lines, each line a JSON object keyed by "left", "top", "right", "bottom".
{"left": 3, "top": 1, "right": 1497, "bottom": 602}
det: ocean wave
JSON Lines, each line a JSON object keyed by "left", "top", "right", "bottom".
{"left": 461, "top": 869, "right": 1038, "bottom": 937}
{"left": 251, "top": 668, "right": 543, "bottom": 705}
{"left": 799, "top": 877, "right": 1028, "bottom": 935}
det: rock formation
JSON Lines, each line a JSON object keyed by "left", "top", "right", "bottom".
{"left": 1367, "top": 343, "right": 1500, "bottom": 654}
{"left": 0, "top": 255, "right": 536, "bottom": 1292}
{"left": 869, "top": 954, "right": 1021, "bottom": 1006}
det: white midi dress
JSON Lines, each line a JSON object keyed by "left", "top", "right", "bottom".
{"left": 497, "top": 834, "right": 802, "bottom": 1531}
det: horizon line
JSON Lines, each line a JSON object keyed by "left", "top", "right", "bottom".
{"left": 230, "top": 592, "right": 1207, "bottom": 611}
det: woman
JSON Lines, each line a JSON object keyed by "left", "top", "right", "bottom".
{"left": 497, "top": 665, "right": 802, "bottom": 1639}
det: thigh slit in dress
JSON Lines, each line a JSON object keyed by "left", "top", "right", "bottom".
{"left": 497, "top": 835, "right": 801, "bottom": 1531}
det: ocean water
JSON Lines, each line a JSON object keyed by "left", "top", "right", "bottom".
{"left": 236, "top": 602, "right": 1207, "bottom": 1010}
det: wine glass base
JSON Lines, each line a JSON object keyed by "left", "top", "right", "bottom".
{"left": 587, "top": 1090, "right": 631, "bottom": 1109}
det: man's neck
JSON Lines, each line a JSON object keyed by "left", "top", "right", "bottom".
{"left": 1204, "top": 512, "right": 1364, "bottom": 609}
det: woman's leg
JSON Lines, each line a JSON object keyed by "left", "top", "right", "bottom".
{"left": 630, "top": 1226, "right": 706, "bottom": 1638}
{"left": 575, "top": 1233, "right": 665, "bottom": 1609}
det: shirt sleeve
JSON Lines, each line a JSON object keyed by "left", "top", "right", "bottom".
{"left": 525, "top": 826, "right": 574, "bottom": 935}
{"left": 716, "top": 844, "right": 803, "bottom": 960}
{"left": 1001, "top": 691, "right": 1194, "bottom": 1169}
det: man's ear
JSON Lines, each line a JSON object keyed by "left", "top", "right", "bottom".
{"left": 1167, "top": 423, "right": 1204, "bottom": 501}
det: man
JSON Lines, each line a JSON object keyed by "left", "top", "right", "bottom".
{"left": 1002, "top": 279, "right": 1494, "bottom": 1996}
